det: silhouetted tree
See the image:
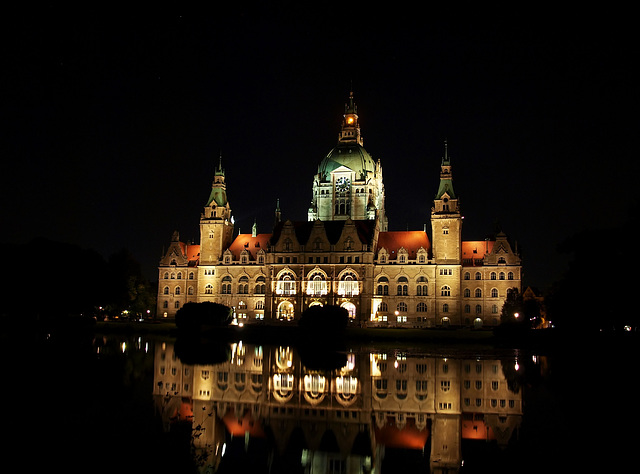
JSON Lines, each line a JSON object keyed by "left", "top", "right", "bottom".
{"left": 105, "top": 248, "right": 155, "bottom": 318}
{"left": 298, "top": 305, "right": 349, "bottom": 332}
{"left": 500, "top": 288, "right": 542, "bottom": 329}
{"left": 175, "top": 302, "right": 233, "bottom": 330}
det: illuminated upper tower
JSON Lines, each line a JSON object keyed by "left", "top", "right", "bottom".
{"left": 199, "top": 155, "right": 234, "bottom": 263}
{"left": 431, "top": 141, "right": 462, "bottom": 264}
{"left": 308, "top": 92, "right": 387, "bottom": 230}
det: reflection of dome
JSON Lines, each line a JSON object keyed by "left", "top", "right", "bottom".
{"left": 318, "top": 143, "right": 375, "bottom": 181}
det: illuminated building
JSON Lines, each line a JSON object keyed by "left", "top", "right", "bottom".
{"left": 152, "top": 341, "right": 523, "bottom": 471}
{"left": 157, "top": 93, "right": 522, "bottom": 326}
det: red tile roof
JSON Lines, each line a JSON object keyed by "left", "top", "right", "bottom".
{"left": 227, "top": 233, "right": 272, "bottom": 260}
{"left": 179, "top": 242, "right": 201, "bottom": 264}
{"left": 461, "top": 240, "right": 494, "bottom": 266}
{"left": 376, "top": 231, "right": 431, "bottom": 259}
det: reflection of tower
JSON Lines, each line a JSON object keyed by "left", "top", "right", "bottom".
{"left": 265, "top": 345, "right": 375, "bottom": 472}
{"left": 430, "top": 415, "right": 461, "bottom": 473}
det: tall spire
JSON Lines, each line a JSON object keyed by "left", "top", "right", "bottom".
{"left": 435, "top": 140, "right": 456, "bottom": 200}
{"left": 338, "top": 90, "right": 363, "bottom": 146}
{"left": 215, "top": 152, "right": 224, "bottom": 177}
{"left": 206, "top": 152, "right": 228, "bottom": 207}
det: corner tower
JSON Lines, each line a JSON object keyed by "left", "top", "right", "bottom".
{"left": 199, "top": 155, "right": 234, "bottom": 263}
{"left": 431, "top": 141, "right": 462, "bottom": 264}
{"left": 308, "top": 92, "right": 387, "bottom": 230}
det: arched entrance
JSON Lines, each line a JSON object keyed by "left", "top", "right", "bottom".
{"left": 473, "top": 317, "right": 483, "bottom": 329}
{"left": 277, "top": 301, "right": 294, "bottom": 321}
{"left": 341, "top": 302, "right": 357, "bottom": 320}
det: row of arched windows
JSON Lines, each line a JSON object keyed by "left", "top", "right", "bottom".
{"left": 162, "top": 271, "right": 195, "bottom": 280}
{"left": 218, "top": 275, "right": 266, "bottom": 295}
{"left": 463, "top": 288, "right": 501, "bottom": 298}
{"left": 376, "top": 302, "right": 430, "bottom": 313}
{"left": 162, "top": 286, "right": 195, "bottom": 295}
{"left": 376, "top": 276, "right": 429, "bottom": 296}
{"left": 464, "top": 271, "right": 516, "bottom": 280}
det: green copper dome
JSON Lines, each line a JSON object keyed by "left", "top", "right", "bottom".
{"left": 317, "top": 142, "right": 376, "bottom": 182}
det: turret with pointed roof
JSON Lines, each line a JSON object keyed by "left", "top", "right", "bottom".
{"left": 431, "top": 141, "right": 462, "bottom": 264}
{"left": 199, "top": 154, "right": 234, "bottom": 263}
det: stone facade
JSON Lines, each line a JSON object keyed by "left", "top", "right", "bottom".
{"left": 157, "top": 93, "right": 522, "bottom": 327}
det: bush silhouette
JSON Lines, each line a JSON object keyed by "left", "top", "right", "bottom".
{"left": 299, "top": 305, "right": 349, "bottom": 331}
{"left": 175, "top": 302, "right": 233, "bottom": 330}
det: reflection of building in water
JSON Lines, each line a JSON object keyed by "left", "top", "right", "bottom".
{"left": 153, "top": 342, "right": 522, "bottom": 473}
{"left": 157, "top": 92, "right": 522, "bottom": 328}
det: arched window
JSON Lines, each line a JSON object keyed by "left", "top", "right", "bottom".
{"left": 508, "top": 271, "right": 514, "bottom": 280}
{"left": 416, "top": 276, "right": 428, "bottom": 296}
{"left": 397, "top": 276, "right": 408, "bottom": 296}
{"left": 475, "top": 304, "right": 482, "bottom": 314}
{"left": 377, "top": 276, "right": 389, "bottom": 296}
{"left": 307, "top": 273, "right": 327, "bottom": 296}
{"left": 377, "top": 302, "right": 388, "bottom": 313}
{"left": 255, "top": 276, "right": 266, "bottom": 294}
{"left": 204, "top": 284, "right": 213, "bottom": 294}
{"left": 416, "top": 302, "right": 427, "bottom": 312}
{"left": 475, "top": 288, "right": 482, "bottom": 298}
{"left": 338, "top": 271, "right": 359, "bottom": 296}
{"left": 397, "top": 302, "right": 407, "bottom": 312}
{"left": 174, "top": 286, "right": 181, "bottom": 295}
{"left": 475, "top": 272, "right": 482, "bottom": 280}
{"left": 276, "top": 272, "right": 296, "bottom": 295}
{"left": 221, "top": 276, "right": 232, "bottom": 294}
{"left": 464, "top": 288, "right": 471, "bottom": 298}
{"left": 163, "top": 286, "right": 169, "bottom": 295}
{"left": 441, "top": 285, "right": 451, "bottom": 297}
{"left": 238, "top": 276, "right": 249, "bottom": 294}
{"left": 490, "top": 272, "right": 497, "bottom": 280}
{"left": 491, "top": 288, "right": 499, "bottom": 298}
{"left": 464, "top": 272, "right": 470, "bottom": 280}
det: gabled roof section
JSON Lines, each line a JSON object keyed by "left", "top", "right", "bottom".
{"left": 270, "top": 219, "right": 376, "bottom": 247}
{"left": 376, "top": 231, "right": 431, "bottom": 260}
{"left": 462, "top": 240, "right": 494, "bottom": 260}
{"left": 180, "top": 243, "right": 201, "bottom": 266}
{"left": 227, "top": 233, "right": 272, "bottom": 260}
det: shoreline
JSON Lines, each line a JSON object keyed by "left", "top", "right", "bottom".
{"left": 89, "top": 320, "right": 626, "bottom": 354}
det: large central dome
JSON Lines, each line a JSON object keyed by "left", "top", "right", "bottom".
{"left": 317, "top": 142, "right": 376, "bottom": 182}
{"left": 308, "top": 92, "right": 388, "bottom": 231}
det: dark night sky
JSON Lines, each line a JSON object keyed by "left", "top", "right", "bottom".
{"left": 2, "top": 6, "right": 637, "bottom": 291}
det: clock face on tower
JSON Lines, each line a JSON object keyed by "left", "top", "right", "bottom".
{"left": 336, "top": 177, "right": 350, "bottom": 193}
